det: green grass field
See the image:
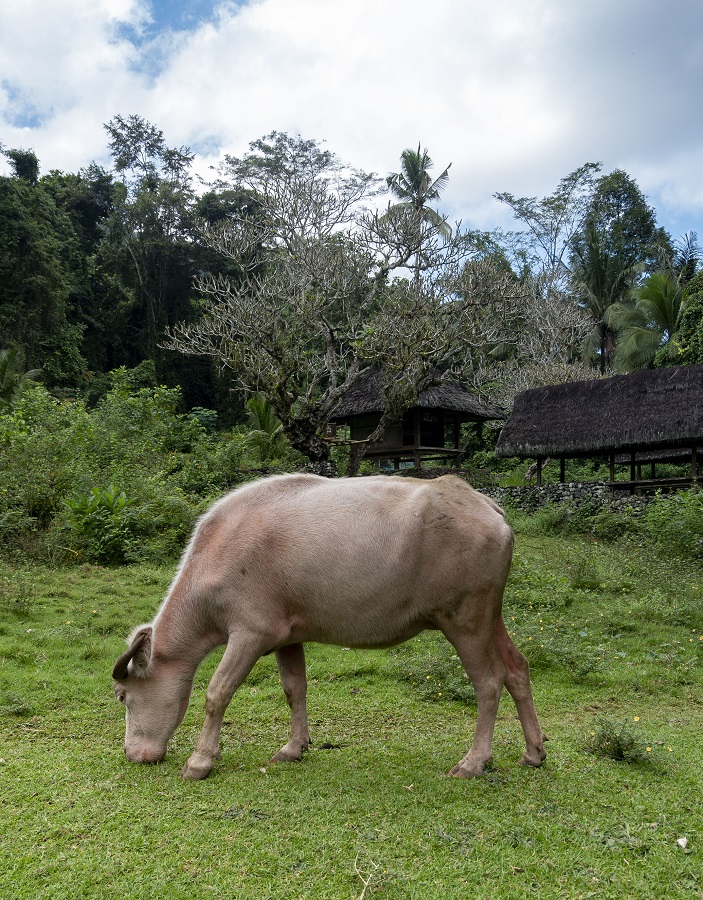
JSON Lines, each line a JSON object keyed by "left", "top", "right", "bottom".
{"left": 1, "top": 530, "right": 701, "bottom": 899}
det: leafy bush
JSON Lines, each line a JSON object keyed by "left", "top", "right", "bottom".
{"left": 584, "top": 718, "right": 652, "bottom": 764}
{"left": 506, "top": 501, "right": 640, "bottom": 542}
{"left": 0, "top": 371, "right": 308, "bottom": 564}
{"left": 0, "top": 380, "right": 203, "bottom": 563}
{"left": 0, "top": 385, "right": 95, "bottom": 535}
{"left": 63, "top": 485, "right": 138, "bottom": 565}
{"left": 642, "top": 491, "right": 703, "bottom": 559}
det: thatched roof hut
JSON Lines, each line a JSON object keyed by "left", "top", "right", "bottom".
{"left": 332, "top": 368, "right": 503, "bottom": 421}
{"left": 495, "top": 364, "right": 703, "bottom": 489}
{"left": 330, "top": 368, "right": 503, "bottom": 468}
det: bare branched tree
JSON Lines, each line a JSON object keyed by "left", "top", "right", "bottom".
{"left": 165, "top": 134, "right": 521, "bottom": 465}
{"left": 478, "top": 288, "right": 594, "bottom": 410}
{"left": 495, "top": 162, "right": 602, "bottom": 302}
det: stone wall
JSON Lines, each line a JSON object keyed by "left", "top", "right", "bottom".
{"left": 480, "top": 481, "right": 650, "bottom": 514}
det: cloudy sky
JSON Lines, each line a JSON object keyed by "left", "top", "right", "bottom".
{"left": 2, "top": 0, "right": 703, "bottom": 238}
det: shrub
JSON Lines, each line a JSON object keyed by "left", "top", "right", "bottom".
{"left": 63, "top": 486, "right": 139, "bottom": 565}
{"left": 507, "top": 501, "right": 639, "bottom": 542}
{"left": 584, "top": 718, "right": 652, "bottom": 764}
{"left": 0, "top": 380, "right": 204, "bottom": 563}
{"left": 642, "top": 491, "right": 703, "bottom": 560}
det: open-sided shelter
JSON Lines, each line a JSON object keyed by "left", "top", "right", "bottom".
{"left": 495, "top": 364, "right": 703, "bottom": 491}
{"left": 330, "top": 368, "right": 503, "bottom": 468}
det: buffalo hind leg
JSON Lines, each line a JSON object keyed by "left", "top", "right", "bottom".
{"left": 442, "top": 628, "right": 506, "bottom": 777}
{"left": 271, "top": 643, "right": 310, "bottom": 762}
{"left": 495, "top": 616, "right": 547, "bottom": 768}
{"left": 181, "top": 635, "right": 263, "bottom": 781}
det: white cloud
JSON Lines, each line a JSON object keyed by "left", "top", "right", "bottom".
{"left": 2, "top": 0, "right": 703, "bottom": 238}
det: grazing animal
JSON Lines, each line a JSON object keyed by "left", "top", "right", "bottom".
{"left": 112, "top": 473, "right": 546, "bottom": 780}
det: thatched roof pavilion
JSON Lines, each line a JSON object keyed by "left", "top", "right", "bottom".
{"left": 330, "top": 368, "right": 503, "bottom": 468}
{"left": 495, "top": 364, "right": 703, "bottom": 490}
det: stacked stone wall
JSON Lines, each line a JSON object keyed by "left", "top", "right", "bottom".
{"left": 480, "top": 481, "right": 650, "bottom": 514}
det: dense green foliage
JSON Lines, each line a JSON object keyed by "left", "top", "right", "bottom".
{"left": 2, "top": 122, "right": 700, "bottom": 465}
{"left": 0, "top": 378, "right": 300, "bottom": 564}
{"left": 665, "top": 271, "right": 703, "bottom": 365}
{"left": 1, "top": 374, "right": 701, "bottom": 568}
{"left": 2, "top": 114, "right": 701, "bottom": 898}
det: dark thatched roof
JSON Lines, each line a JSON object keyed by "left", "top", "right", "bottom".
{"left": 330, "top": 368, "right": 503, "bottom": 422}
{"left": 495, "top": 364, "right": 703, "bottom": 459}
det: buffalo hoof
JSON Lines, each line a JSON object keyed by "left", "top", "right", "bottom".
{"left": 518, "top": 747, "right": 547, "bottom": 768}
{"left": 447, "top": 757, "right": 491, "bottom": 778}
{"left": 180, "top": 756, "right": 214, "bottom": 780}
{"left": 270, "top": 740, "right": 310, "bottom": 762}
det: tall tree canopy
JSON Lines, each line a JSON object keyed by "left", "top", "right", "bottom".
{"left": 570, "top": 169, "right": 670, "bottom": 278}
{"left": 101, "top": 115, "right": 197, "bottom": 365}
{"left": 166, "top": 134, "right": 520, "bottom": 463}
{"left": 495, "top": 162, "right": 602, "bottom": 300}
{"left": 0, "top": 148, "right": 86, "bottom": 386}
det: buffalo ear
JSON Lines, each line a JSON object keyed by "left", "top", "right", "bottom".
{"left": 112, "top": 625, "right": 153, "bottom": 680}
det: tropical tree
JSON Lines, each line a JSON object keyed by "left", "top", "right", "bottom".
{"left": 0, "top": 348, "right": 41, "bottom": 411}
{"left": 100, "top": 115, "right": 197, "bottom": 367}
{"left": 165, "top": 134, "right": 517, "bottom": 466}
{"left": 669, "top": 271, "right": 703, "bottom": 365}
{"left": 386, "top": 144, "right": 452, "bottom": 238}
{"left": 570, "top": 169, "right": 670, "bottom": 279}
{"left": 245, "top": 394, "right": 288, "bottom": 464}
{"left": 607, "top": 232, "right": 700, "bottom": 371}
{"left": 570, "top": 222, "right": 639, "bottom": 373}
{"left": 607, "top": 272, "right": 687, "bottom": 371}
{"left": 0, "top": 149, "right": 87, "bottom": 387}
{"left": 666, "top": 230, "right": 700, "bottom": 284}
{"left": 495, "top": 162, "right": 601, "bottom": 301}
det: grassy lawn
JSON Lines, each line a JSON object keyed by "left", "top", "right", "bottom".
{"left": 0, "top": 531, "right": 701, "bottom": 899}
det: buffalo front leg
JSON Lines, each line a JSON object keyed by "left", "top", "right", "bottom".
{"left": 271, "top": 643, "right": 310, "bottom": 762}
{"left": 495, "top": 616, "right": 547, "bottom": 768}
{"left": 181, "top": 636, "right": 262, "bottom": 781}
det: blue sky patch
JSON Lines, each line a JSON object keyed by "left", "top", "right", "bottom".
{"left": 1, "top": 82, "right": 48, "bottom": 130}
{"left": 113, "top": 1, "right": 244, "bottom": 79}
{"left": 148, "top": 0, "right": 220, "bottom": 33}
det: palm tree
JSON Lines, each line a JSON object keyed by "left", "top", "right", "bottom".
{"left": 0, "top": 348, "right": 41, "bottom": 411}
{"left": 246, "top": 394, "right": 287, "bottom": 463}
{"left": 607, "top": 272, "right": 687, "bottom": 371}
{"left": 570, "top": 222, "right": 638, "bottom": 373}
{"left": 665, "top": 230, "right": 700, "bottom": 285}
{"left": 606, "top": 232, "right": 699, "bottom": 372}
{"left": 386, "top": 144, "right": 452, "bottom": 238}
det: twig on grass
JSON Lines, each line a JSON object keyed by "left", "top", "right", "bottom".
{"left": 354, "top": 851, "right": 380, "bottom": 900}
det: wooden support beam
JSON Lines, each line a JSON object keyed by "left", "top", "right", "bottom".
{"left": 453, "top": 415, "right": 461, "bottom": 468}
{"left": 692, "top": 444, "right": 699, "bottom": 483}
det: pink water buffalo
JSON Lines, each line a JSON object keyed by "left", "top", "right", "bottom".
{"left": 112, "top": 473, "right": 546, "bottom": 780}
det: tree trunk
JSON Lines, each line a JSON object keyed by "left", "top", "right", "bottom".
{"left": 345, "top": 411, "right": 393, "bottom": 477}
{"left": 285, "top": 419, "right": 334, "bottom": 474}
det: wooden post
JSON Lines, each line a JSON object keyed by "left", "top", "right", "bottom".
{"left": 630, "top": 450, "right": 636, "bottom": 496}
{"left": 692, "top": 444, "right": 699, "bottom": 484}
{"left": 453, "top": 415, "right": 461, "bottom": 468}
{"left": 536, "top": 457, "right": 543, "bottom": 487}
{"left": 414, "top": 409, "right": 421, "bottom": 469}
{"left": 609, "top": 453, "right": 615, "bottom": 496}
